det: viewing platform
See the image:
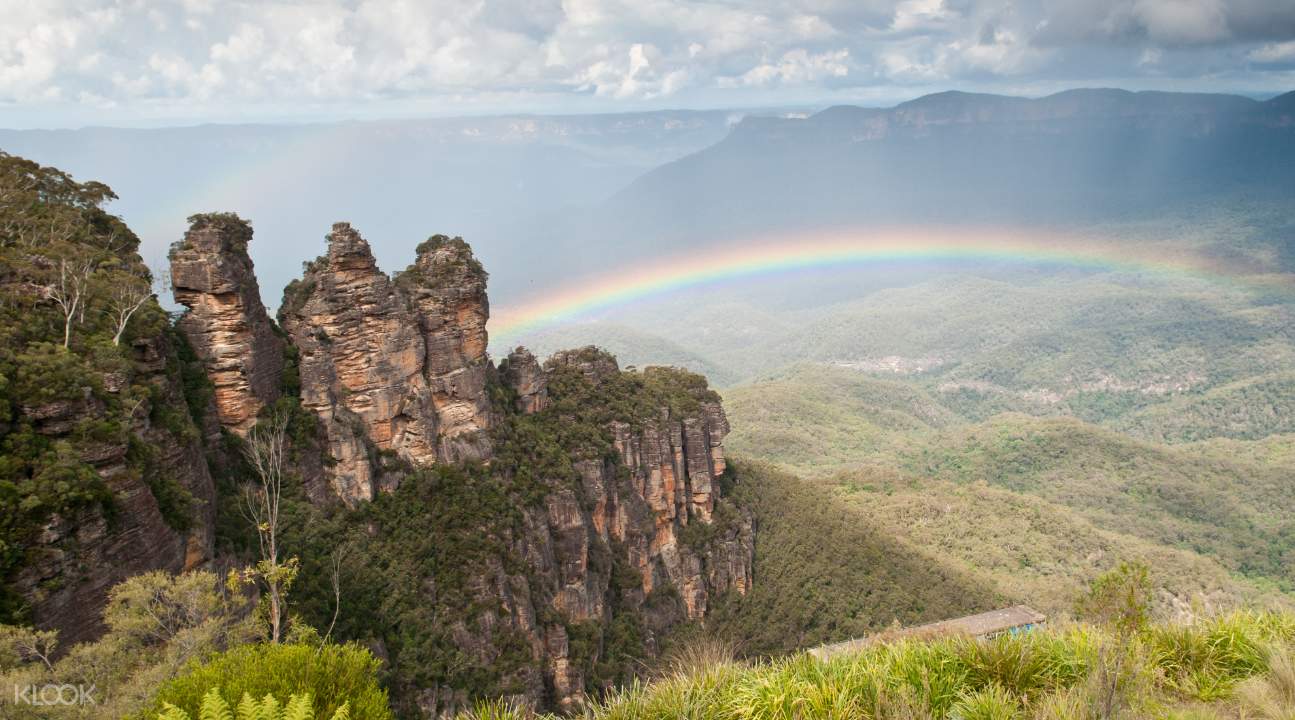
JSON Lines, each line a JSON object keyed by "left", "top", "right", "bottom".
{"left": 809, "top": 605, "right": 1047, "bottom": 660}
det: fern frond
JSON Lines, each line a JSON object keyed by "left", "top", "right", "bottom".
{"left": 327, "top": 702, "right": 350, "bottom": 720}
{"left": 283, "top": 693, "right": 314, "bottom": 720}
{"left": 198, "top": 688, "right": 234, "bottom": 720}
{"left": 258, "top": 693, "right": 281, "bottom": 720}
{"left": 158, "top": 701, "right": 194, "bottom": 720}
{"left": 236, "top": 692, "right": 260, "bottom": 720}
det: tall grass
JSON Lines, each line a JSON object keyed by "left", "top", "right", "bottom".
{"left": 453, "top": 611, "right": 1295, "bottom": 720}
{"left": 1237, "top": 645, "right": 1295, "bottom": 720}
{"left": 1145, "top": 610, "right": 1295, "bottom": 701}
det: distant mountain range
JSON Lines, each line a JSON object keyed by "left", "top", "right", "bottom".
{"left": 2, "top": 89, "right": 1292, "bottom": 306}
{"left": 552, "top": 89, "right": 1295, "bottom": 277}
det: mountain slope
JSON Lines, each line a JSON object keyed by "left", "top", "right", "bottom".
{"left": 707, "top": 462, "right": 1003, "bottom": 656}
{"left": 538, "top": 89, "right": 1295, "bottom": 281}
{"left": 724, "top": 365, "right": 1295, "bottom": 598}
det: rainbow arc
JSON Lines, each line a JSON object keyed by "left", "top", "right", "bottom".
{"left": 489, "top": 227, "right": 1268, "bottom": 343}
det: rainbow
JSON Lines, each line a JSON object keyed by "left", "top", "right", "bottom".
{"left": 489, "top": 226, "right": 1272, "bottom": 344}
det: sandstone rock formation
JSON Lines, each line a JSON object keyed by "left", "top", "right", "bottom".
{"left": 278, "top": 223, "right": 432, "bottom": 502}
{"left": 277, "top": 225, "right": 494, "bottom": 503}
{"left": 167, "top": 217, "right": 753, "bottom": 714}
{"left": 170, "top": 214, "right": 284, "bottom": 435}
{"left": 499, "top": 347, "right": 548, "bottom": 414}
{"left": 547, "top": 349, "right": 749, "bottom": 619}
{"left": 15, "top": 334, "right": 215, "bottom": 646}
{"left": 417, "top": 348, "right": 753, "bottom": 714}
{"left": 400, "top": 235, "right": 494, "bottom": 462}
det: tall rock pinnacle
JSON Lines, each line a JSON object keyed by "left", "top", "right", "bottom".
{"left": 169, "top": 213, "right": 284, "bottom": 435}
{"left": 278, "top": 224, "right": 494, "bottom": 502}
{"left": 401, "top": 235, "right": 494, "bottom": 461}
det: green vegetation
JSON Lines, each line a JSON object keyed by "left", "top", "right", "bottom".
{"left": 455, "top": 609, "right": 1295, "bottom": 720}
{"left": 723, "top": 364, "right": 1295, "bottom": 605}
{"left": 1115, "top": 372, "right": 1295, "bottom": 442}
{"left": 722, "top": 366, "right": 952, "bottom": 473}
{"left": 145, "top": 643, "right": 390, "bottom": 720}
{"left": 0, "top": 570, "right": 258, "bottom": 719}
{"left": 904, "top": 415, "right": 1295, "bottom": 590}
{"left": 0, "top": 151, "right": 205, "bottom": 623}
{"left": 707, "top": 462, "right": 1002, "bottom": 656}
{"left": 824, "top": 469, "right": 1276, "bottom": 618}
{"left": 398, "top": 235, "right": 486, "bottom": 288}
{"left": 158, "top": 689, "right": 353, "bottom": 720}
{"left": 0, "top": 569, "right": 389, "bottom": 720}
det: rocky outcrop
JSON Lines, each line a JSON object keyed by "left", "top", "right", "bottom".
{"left": 15, "top": 334, "right": 215, "bottom": 647}
{"left": 277, "top": 225, "right": 493, "bottom": 503}
{"left": 420, "top": 349, "right": 753, "bottom": 714}
{"left": 547, "top": 349, "right": 750, "bottom": 619}
{"left": 170, "top": 217, "right": 753, "bottom": 714}
{"left": 278, "top": 223, "right": 432, "bottom": 502}
{"left": 170, "top": 214, "right": 284, "bottom": 435}
{"left": 400, "top": 236, "right": 494, "bottom": 462}
{"left": 500, "top": 347, "right": 548, "bottom": 414}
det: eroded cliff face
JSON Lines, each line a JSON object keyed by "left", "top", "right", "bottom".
{"left": 545, "top": 349, "right": 749, "bottom": 620}
{"left": 169, "top": 214, "right": 284, "bottom": 435}
{"left": 403, "top": 348, "right": 753, "bottom": 716}
{"left": 401, "top": 236, "right": 494, "bottom": 462}
{"left": 14, "top": 333, "right": 215, "bottom": 647}
{"left": 500, "top": 347, "right": 548, "bottom": 414}
{"left": 277, "top": 223, "right": 431, "bottom": 502}
{"left": 165, "top": 217, "right": 754, "bottom": 715}
{"left": 275, "top": 225, "right": 493, "bottom": 503}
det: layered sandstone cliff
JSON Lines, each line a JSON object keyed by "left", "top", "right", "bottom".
{"left": 408, "top": 348, "right": 752, "bottom": 715}
{"left": 499, "top": 347, "right": 548, "bottom": 414}
{"left": 170, "top": 214, "right": 284, "bottom": 435}
{"left": 14, "top": 333, "right": 216, "bottom": 646}
{"left": 165, "top": 217, "right": 754, "bottom": 714}
{"left": 276, "top": 225, "right": 493, "bottom": 503}
{"left": 400, "top": 235, "right": 494, "bottom": 461}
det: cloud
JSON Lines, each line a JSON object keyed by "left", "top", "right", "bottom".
{"left": 722, "top": 49, "right": 852, "bottom": 88}
{"left": 1250, "top": 40, "right": 1295, "bottom": 64}
{"left": 1033, "top": 0, "right": 1295, "bottom": 46}
{"left": 0, "top": 0, "right": 1292, "bottom": 125}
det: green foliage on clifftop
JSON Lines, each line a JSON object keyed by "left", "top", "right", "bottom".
{"left": 271, "top": 354, "right": 732, "bottom": 714}
{"left": 0, "top": 152, "right": 202, "bottom": 623}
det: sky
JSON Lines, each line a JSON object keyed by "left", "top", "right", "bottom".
{"left": 2, "top": 0, "right": 1294, "bottom": 128}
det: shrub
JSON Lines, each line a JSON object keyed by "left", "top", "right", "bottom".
{"left": 455, "top": 698, "right": 530, "bottom": 720}
{"left": 949, "top": 683, "right": 1020, "bottom": 720}
{"left": 158, "top": 687, "right": 351, "bottom": 720}
{"left": 142, "top": 643, "right": 391, "bottom": 720}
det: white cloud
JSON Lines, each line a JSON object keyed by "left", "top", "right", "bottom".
{"left": 0, "top": 0, "right": 1291, "bottom": 125}
{"left": 723, "top": 49, "right": 851, "bottom": 87}
{"left": 1250, "top": 40, "right": 1295, "bottom": 64}
{"left": 892, "top": 0, "right": 953, "bottom": 33}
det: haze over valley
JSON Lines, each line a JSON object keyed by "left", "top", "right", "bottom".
{"left": 3, "top": 2, "right": 1295, "bottom": 718}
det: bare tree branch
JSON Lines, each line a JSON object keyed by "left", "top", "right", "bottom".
{"left": 107, "top": 267, "right": 154, "bottom": 346}
{"left": 242, "top": 409, "right": 294, "bottom": 643}
{"left": 47, "top": 255, "right": 97, "bottom": 348}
